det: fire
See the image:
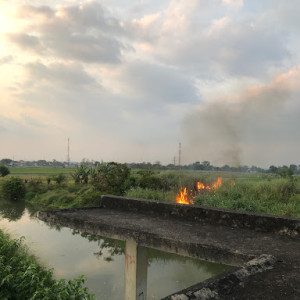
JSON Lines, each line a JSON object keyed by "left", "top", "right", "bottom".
{"left": 176, "top": 177, "right": 222, "bottom": 205}
{"left": 176, "top": 187, "right": 194, "bottom": 205}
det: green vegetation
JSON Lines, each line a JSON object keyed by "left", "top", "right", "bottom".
{"left": 125, "top": 187, "right": 176, "bottom": 202}
{"left": 0, "top": 229, "right": 94, "bottom": 299}
{"left": 26, "top": 186, "right": 102, "bottom": 210}
{"left": 2, "top": 177, "right": 26, "bottom": 201}
{"left": 1, "top": 164, "right": 300, "bottom": 217}
{"left": 193, "top": 177, "right": 300, "bottom": 217}
{"left": 0, "top": 165, "right": 10, "bottom": 177}
{"left": 9, "top": 167, "right": 73, "bottom": 176}
{"left": 0, "top": 163, "right": 299, "bottom": 299}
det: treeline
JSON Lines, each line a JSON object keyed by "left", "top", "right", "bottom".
{"left": 1, "top": 158, "right": 300, "bottom": 175}
{"left": 128, "top": 161, "right": 300, "bottom": 176}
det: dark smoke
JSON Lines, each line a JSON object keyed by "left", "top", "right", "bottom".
{"left": 182, "top": 70, "right": 296, "bottom": 167}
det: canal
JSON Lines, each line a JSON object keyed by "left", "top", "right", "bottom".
{"left": 0, "top": 201, "right": 231, "bottom": 299}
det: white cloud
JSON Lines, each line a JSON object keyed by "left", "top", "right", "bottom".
{"left": 7, "top": 2, "right": 128, "bottom": 64}
{"left": 0, "top": 0, "right": 299, "bottom": 166}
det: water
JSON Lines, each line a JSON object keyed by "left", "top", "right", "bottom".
{"left": 0, "top": 201, "right": 231, "bottom": 299}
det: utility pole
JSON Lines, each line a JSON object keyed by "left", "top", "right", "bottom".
{"left": 178, "top": 142, "right": 181, "bottom": 168}
{"left": 67, "top": 138, "right": 70, "bottom": 167}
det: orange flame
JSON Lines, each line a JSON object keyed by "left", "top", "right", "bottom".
{"left": 176, "top": 177, "right": 222, "bottom": 205}
{"left": 176, "top": 187, "right": 194, "bottom": 205}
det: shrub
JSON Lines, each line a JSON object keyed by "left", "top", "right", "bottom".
{"left": 0, "top": 229, "right": 94, "bottom": 299}
{"left": 94, "top": 162, "right": 130, "bottom": 195}
{"left": 136, "top": 170, "right": 164, "bottom": 190}
{"left": 27, "top": 177, "right": 46, "bottom": 193}
{"left": 54, "top": 173, "right": 66, "bottom": 185}
{"left": 76, "top": 187, "right": 103, "bottom": 206}
{"left": 2, "top": 177, "right": 26, "bottom": 201}
{"left": 0, "top": 165, "right": 10, "bottom": 177}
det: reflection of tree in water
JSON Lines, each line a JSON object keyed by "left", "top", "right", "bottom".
{"left": 0, "top": 200, "right": 25, "bottom": 221}
{"left": 24, "top": 203, "right": 38, "bottom": 218}
{"left": 147, "top": 248, "right": 231, "bottom": 274}
{"left": 45, "top": 223, "right": 62, "bottom": 232}
{"left": 25, "top": 205, "right": 63, "bottom": 232}
{"left": 69, "top": 230, "right": 231, "bottom": 274}
{"left": 71, "top": 230, "right": 125, "bottom": 262}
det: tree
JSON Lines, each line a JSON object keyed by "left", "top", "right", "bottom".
{"left": 192, "top": 161, "right": 204, "bottom": 170}
{"left": 268, "top": 165, "right": 278, "bottom": 173}
{"left": 202, "top": 161, "right": 212, "bottom": 170}
{"left": 0, "top": 166, "right": 10, "bottom": 177}
{"left": 95, "top": 162, "right": 130, "bottom": 194}
{"left": 277, "top": 166, "right": 294, "bottom": 178}
{"left": 0, "top": 159, "right": 12, "bottom": 166}
{"left": 72, "top": 164, "right": 89, "bottom": 184}
{"left": 2, "top": 177, "right": 26, "bottom": 201}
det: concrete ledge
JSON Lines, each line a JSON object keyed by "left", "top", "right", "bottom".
{"left": 37, "top": 196, "right": 300, "bottom": 299}
{"left": 101, "top": 195, "right": 300, "bottom": 238}
{"left": 37, "top": 208, "right": 253, "bottom": 266}
{"left": 163, "top": 254, "right": 276, "bottom": 300}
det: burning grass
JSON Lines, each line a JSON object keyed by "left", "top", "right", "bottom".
{"left": 193, "top": 178, "right": 300, "bottom": 217}
{"left": 176, "top": 177, "right": 222, "bottom": 204}
{"left": 126, "top": 173, "right": 300, "bottom": 218}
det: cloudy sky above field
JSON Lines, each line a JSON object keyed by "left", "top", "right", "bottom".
{"left": 1, "top": 0, "right": 300, "bottom": 167}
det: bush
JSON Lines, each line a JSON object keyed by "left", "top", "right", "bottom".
{"left": 0, "top": 229, "right": 94, "bottom": 299}
{"left": 0, "top": 165, "right": 10, "bottom": 177}
{"left": 27, "top": 178, "right": 46, "bottom": 193}
{"left": 136, "top": 170, "right": 164, "bottom": 190}
{"left": 94, "top": 162, "right": 130, "bottom": 195}
{"left": 54, "top": 173, "right": 66, "bottom": 185}
{"left": 2, "top": 177, "right": 26, "bottom": 201}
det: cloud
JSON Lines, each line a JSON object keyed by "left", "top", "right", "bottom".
{"left": 222, "top": 0, "right": 244, "bottom": 8}
{"left": 182, "top": 66, "right": 300, "bottom": 167}
{"left": 7, "top": 2, "right": 128, "bottom": 64}
{"left": 1, "top": 0, "right": 299, "bottom": 165}
{"left": 114, "top": 61, "right": 199, "bottom": 106}
{"left": 24, "top": 62, "right": 96, "bottom": 88}
{"left": 126, "top": 0, "right": 288, "bottom": 78}
{"left": 0, "top": 55, "right": 14, "bottom": 64}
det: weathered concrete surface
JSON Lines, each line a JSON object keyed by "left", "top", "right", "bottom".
{"left": 101, "top": 196, "right": 300, "bottom": 238}
{"left": 38, "top": 196, "right": 300, "bottom": 300}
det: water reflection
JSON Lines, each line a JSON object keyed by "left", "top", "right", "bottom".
{"left": 0, "top": 205, "right": 231, "bottom": 299}
{"left": 0, "top": 199, "right": 25, "bottom": 221}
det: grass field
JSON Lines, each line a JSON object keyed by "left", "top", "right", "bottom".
{"left": 9, "top": 167, "right": 74, "bottom": 176}
{"left": 1, "top": 167, "right": 299, "bottom": 218}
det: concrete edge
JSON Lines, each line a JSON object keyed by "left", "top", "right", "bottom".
{"left": 101, "top": 195, "right": 300, "bottom": 238}
{"left": 37, "top": 209, "right": 252, "bottom": 266}
{"left": 162, "top": 254, "right": 277, "bottom": 300}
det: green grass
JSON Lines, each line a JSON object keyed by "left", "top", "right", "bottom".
{"left": 2, "top": 167, "right": 300, "bottom": 218}
{"left": 125, "top": 187, "right": 176, "bottom": 202}
{"left": 194, "top": 177, "right": 300, "bottom": 217}
{"left": 10, "top": 167, "right": 74, "bottom": 176}
{"left": 26, "top": 185, "right": 103, "bottom": 210}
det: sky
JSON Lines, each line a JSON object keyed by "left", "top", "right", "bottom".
{"left": 0, "top": 0, "right": 300, "bottom": 167}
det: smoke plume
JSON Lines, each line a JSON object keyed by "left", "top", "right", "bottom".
{"left": 182, "top": 67, "right": 300, "bottom": 167}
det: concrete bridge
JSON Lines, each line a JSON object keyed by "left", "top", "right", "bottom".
{"left": 38, "top": 195, "right": 300, "bottom": 300}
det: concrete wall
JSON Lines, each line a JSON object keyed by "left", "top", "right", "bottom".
{"left": 101, "top": 195, "right": 300, "bottom": 238}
